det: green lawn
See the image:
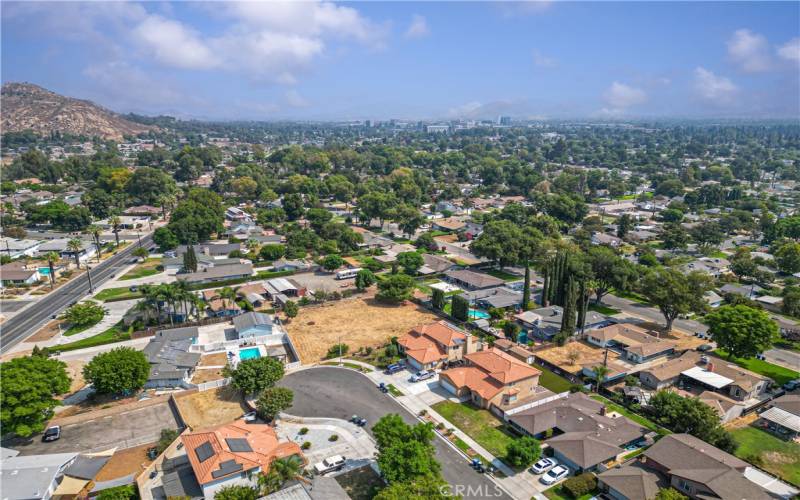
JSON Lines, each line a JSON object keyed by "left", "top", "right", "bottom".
{"left": 610, "top": 288, "right": 651, "bottom": 305}
{"left": 94, "top": 287, "right": 143, "bottom": 302}
{"left": 63, "top": 322, "right": 96, "bottom": 337}
{"left": 537, "top": 366, "right": 574, "bottom": 393}
{"left": 486, "top": 269, "right": 521, "bottom": 281}
{"left": 431, "top": 401, "right": 516, "bottom": 458}
{"left": 730, "top": 426, "right": 800, "bottom": 486}
{"left": 588, "top": 303, "right": 622, "bottom": 315}
{"left": 712, "top": 350, "right": 799, "bottom": 386}
{"left": 53, "top": 324, "right": 132, "bottom": 352}
{"left": 543, "top": 485, "right": 596, "bottom": 500}
{"left": 119, "top": 258, "right": 162, "bottom": 280}
{"left": 590, "top": 395, "right": 666, "bottom": 434}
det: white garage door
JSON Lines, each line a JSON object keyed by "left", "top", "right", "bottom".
{"left": 440, "top": 378, "right": 458, "bottom": 396}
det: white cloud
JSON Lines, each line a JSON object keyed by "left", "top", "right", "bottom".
{"left": 727, "top": 29, "right": 771, "bottom": 72}
{"left": 285, "top": 89, "right": 310, "bottom": 108}
{"left": 532, "top": 49, "right": 556, "bottom": 68}
{"left": 777, "top": 37, "right": 800, "bottom": 62}
{"left": 603, "top": 82, "right": 647, "bottom": 110}
{"left": 497, "top": 1, "right": 553, "bottom": 17}
{"left": 132, "top": 15, "right": 220, "bottom": 70}
{"left": 448, "top": 101, "right": 483, "bottom": 117}
{"left": 693, "top": 67, "right": 737, "bottom": 104}
{"left": 404, "top": 15, "right": 430, "bottom": 39}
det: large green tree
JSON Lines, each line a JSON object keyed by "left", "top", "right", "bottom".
{"left": 649, "top": 391, "right": 736, "bottom": 453}
{"left": 470, "top": 220, "right": 522, "bottom": 268}
{"left": 83, "top": 347, "right": 150, "bottom": 395}
{"left": 706, "top": 304, "right": 778, "bottom": 359}
{"left": 223, "top": 357, "right": 285, "bottom": 396}
{"left": 640, "top": 268, "right": 712, "bottom": 332}
{"left": 587, "top": 245, "right": 636, "bottom": 304}
{"left": 376, "top": 274, "right": 416, "bottom": 303}
{"left": 0, "top": 355, "right": 71, "bottom": 437}
{"left": 126, "top": 167, "right": 177, "bottom": 205}
{"left": 61, "top": 301, "right": 107, "bottom": 327}
{"left": 505, "top": 436, "right": 542, "bottom": 468}
{"left": 396, "top": 252, "right": 424, "bottom": 275}
{"left": 373, "top": 474, "right": 455, "bottom": 500}
{"left": 372, "top": 414, "right": 440, "bottom": 484}
{"left": 255, "top": 387, "right": 294, "bottom": 420}
{"left": 775, "top": 241, "right": 800, "bottom": 274}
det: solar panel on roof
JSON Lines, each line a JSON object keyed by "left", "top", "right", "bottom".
{"left": 195, "top": 441, "right": 214, "bottom": 463}
{"left": 225, "top": 438, "right": 253, "bottom": 453}
{"left": 211, "top": 460, "right": 243, "bottom": 478}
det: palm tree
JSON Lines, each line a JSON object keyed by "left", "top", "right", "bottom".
{"left": 258, "top": 456, "right": 304, "bottom": 495}
{"left": 86, "top": 225, "right": 102, "bottom": 261}
{"left": 45, "top": 251, "right": 60, "bottom": 288}
{"left": 67, "top": 238, "right": 83, "bottom": 269}
{"left": 133, "top": 246, "right": 149, "bottom": 262}
{"left": 133, "top": 299, "right": 156, "bottom": 325}
{"left": 158, "top": 193, "right": 176, "bottom": 220}
{"left": 109, "top": 215, "right": 122, "bottom": 247}
{"left": 592, "top": 365, "right": 610, "bottom": 393}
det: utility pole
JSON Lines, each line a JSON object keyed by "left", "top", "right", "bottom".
{"left": 86, "top": 264, "right": 94, "bottom": 294}
{"left": 338, "top": 335, "right": 343, "bottom": 366}
{"left": 136, "top": 228, "right": 142, "bottom": 247}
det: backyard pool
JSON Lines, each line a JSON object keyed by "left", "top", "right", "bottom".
{"left": 239, "top": 347, "right": 262, "bottom": 361}
{"left": 468, "top": 309, "right": 491, "bottom": 320}
{"left": 39, "top": 267, "right": 51, "bottom": 275}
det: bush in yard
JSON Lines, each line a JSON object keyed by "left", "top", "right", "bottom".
{"left": 283, "top": 300, "right": 298, "bottom": 319}
{"left": 299, "top": 427, "right": 309, "bottom": 435}
{"left": 156, "top": 428, "right": 180, "bottom": 454}
{"left": 256, "top": 387, "right": 294, "bottom": 420}
{"left": 431, "top": 288, "right": 445, "bottom": 310}
{"left": 259, "top": 244, "right": 285, "bottom": 261}
{"left": 321, "top": 254, "right": 345, "bottom": 272}
{"left": 653, "top": 488, "right": 688, "bottom": 500}
{"left": 302, "top": 441, "right": 311, "bottom": 450}
{"left": 562, "top": 472, "right": 597, "bottom": 498}
{"left": 326, "top": 343, "right": 350, "bottom": 359}
{"left": 0, "top": 355, "right": 71, "bottom": 437}
{"left": 376, "top": 273, "right": 416, "bottom": 303}
{"left": 355, "top": 268, "right": 376, "bottom": 291}
{"left": 504, "top": 436, "right": 541, "bottom": 468}
{"left": 451, "top": 294, "right": 469, "bottom": 322}
{"left": 83, "top": 347, "right": 150, "bottom": 395}
{"left": 223, "top": 357, "right": 285, "bottom": 396}
{"left": 213, "top": 485, "right": 258, "bottom": 500}
{"left": 96, "top": 484, "right": 138, "bottom": 500}
{"left": 61, "top": 301, "right": 107, "bottom": 327}
{"left": 329, "top": 434, "right": 339, "bottom": 442}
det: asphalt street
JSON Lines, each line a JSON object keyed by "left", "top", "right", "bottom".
{"left": 0, "top": 234, "right": 154, "bottom": 353}
{"left": 280, "top": 366, "right": 512, "bottom": 500}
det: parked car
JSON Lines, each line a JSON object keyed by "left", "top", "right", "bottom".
{"left": 42, "top": 426, "right": 61, "bottom": 442}
{"left": 243, "top": 411, "right": 257, "bottom": 422}
{"left": 378, "top": 382, "right": 389, "bottom": 394}
{"left": 540, "top": 465, "right": 569, "bottom": 485}
{"left": 530, "top": 457, "right": 557, "bottom": 474}
{"left": 696, "top": 344, "right": 713, "bottom": 352}
{"left": 410, "top": 370, "right": 434, "bottom": 382}
{"left": 783, "top": 379, "right": 800, "bottom": 391}
{"left": 313, "top": 455, "right": 346, "bottom": 475}
{"left": 350, "top": 415, "right": 367, "bottom": 426}
{"left": 385, "top": 363, "right": 404, "bottom": 374}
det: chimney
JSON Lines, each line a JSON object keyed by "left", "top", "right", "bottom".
{"left": 465, "top": 333, "right": 476, "bottom": 355}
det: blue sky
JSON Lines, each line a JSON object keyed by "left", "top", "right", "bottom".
{"left": 2, "top": 1, "right": 799, "bottom": 120}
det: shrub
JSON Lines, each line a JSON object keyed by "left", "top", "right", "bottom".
{"left": 299, "top": 427, "right": 309, "bottom": 435}
{"left": 82, "top": 347, "right": 149, "bottom": 395}
{"left": 302, "top": 441, "right": 311, "bottom": 450}
{"left": 326, "top": 343, "right": 349, "bottom": 359}
{"left": 156, "top": 428, "right": 180, "bottom": 454}
{"left": 328, "top": 434, "right": 339, "bottom": 442}
{"left": 562, "top": 472, "right": 597, "bottom": 498}
{"left": 505, "top": 436, "right": 541, "bottom": 468}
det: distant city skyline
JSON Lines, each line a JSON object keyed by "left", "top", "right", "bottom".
{"left": 2, "top": 1, "right": 799, "bottom": 121}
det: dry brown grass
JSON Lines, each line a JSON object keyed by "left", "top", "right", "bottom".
{"left": 198, "top": 352, "right": 229, "bottom": 367}
{"left": 175, "top": 387, "right": 248, "bottom": 429}
{"left": 191, "top": 368, "right": 225, "bottom": 384}
{"left": 285, "top": 298, "right": 439, "bottom": 363}
{"left": 536, "top": 341, "right": 623, "bottom": 375}
{"left": 65, "top": 360, "right": 86, "bottom": 393}
{"left": 28, "top": 320, "right": 63, "bottom": 341}
{"left": 94, "top": 442, "right": 156, "bottom": 481}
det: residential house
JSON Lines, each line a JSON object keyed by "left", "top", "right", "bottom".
{"left": 234, "top": 312, "right": 275, "bottom": 339}
{"left": 0, "top": 237, "right": 42, "bottom": 258}
{"left": 517, "top": 306, "right": 611, "bottom": 340}
{"left": 264, "top": 278, "right": 306, "bottom": 300}
{"left": 237, "top": 283, "right": 268, "bottom": 307}
{"left": 508, "top": 392, "right": 651, "bottom": 472}
{"left": 626, "top": 230, "right": 658, "bottom": 243}
{"left": 177, "top": 264, "right": 254, "bottom": 285}
{"left": 164, "top": 255, "right": 245, "bottom": 273}
{"left": 0, "top": 452, "right": 78, "bottom": 500}
{"left": 225, "top": 206, "right": 252, "bottom": 222}
{"left": 493, "top": 338, "right": 535, "bottom": 364}
{"left": 123, "top": 205, "right": 161, "bottom": 216}
{"left": 439, "top": 348, "right": 545, "bottom": 413}
{"left": 418, "top": 253, "right": 456, "bottom": 275}
{"left": 585, "top": 324, "right": 676, "bottom": 364}
{"left": 272, "top": 259, "right": 311, "bottom": 272}
{"left": 462, "top": 222, "right": 483, "bottom": 240}
{"left": 143, "top": 326, "right": 201, "bottom": 388}
{"left": 639, "top": 351, "right": 771, "bottom": 403}
{"left": 443, "top": 269, "right": 504, "bottom": 290}
{"left": 759, "top": 394, "right": 800, "bottom": 440}
{"left": 398, "top": 321, "right": 474, "bottom": 371}
{"left": 206, "top": 298, "right": 241, "bottom": 318}
{"left": 719, "top": 283, "right": 764, "bottom": 300}
{"left": 598, "top": 433, "right": 772, "bottom": 500}
{"left": 181, "top": 420, "right": 303, "bottom": 499}
{"left": 704, "top": 291, "right": 724, "bottom": 308}
{"left": 682, "top": 257, "right": 730, "bottom": 278}
{"left": 0, "top": 263, "right": 41, "bottom": 286}
{"left": 463, "top": 286, "right": 522, "bottom": 310}
{"left": 432, "top": 217, "right": 467, "bottom": 232}
{"left": 755, "top": 295, "right": 783, "bottom": 313}
{"left": 36, "top": 238, "right": 96, "bottom": 263}
{"left": 591, "top": 232, "right": 623, "bottom": 248}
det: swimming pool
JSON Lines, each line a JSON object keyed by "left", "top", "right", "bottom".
{"left": 39, "top": 267, "right": 51, "bottom": 275}
{"left": 239, "top": 347, "right": 262, "bottom": 361}
{"left": 468, "top": 309, "right": 491, "bottom": 320}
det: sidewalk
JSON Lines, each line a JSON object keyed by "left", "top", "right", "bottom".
{"left": 338, "top": 358, "right": 546, "bottom": 500}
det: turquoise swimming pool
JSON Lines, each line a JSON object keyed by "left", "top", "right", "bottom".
{"left": 39, "top": 267, "right": 51, "bottom": 275}
{"left": 469, "top": 309, "right": 491, "bottom": 320}
{"left": 239, "top": 347, "right": 262, "bottom": 360}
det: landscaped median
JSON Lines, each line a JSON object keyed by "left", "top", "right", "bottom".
{"left": 51, "top": 323, "right": 133, "bottom": 352}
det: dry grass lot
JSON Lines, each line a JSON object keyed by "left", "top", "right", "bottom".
{"left": 285, "top": 298, "right": 438, "bottom": 363}
{"left": 64, "top": 360, "right": 86, "bottom": 393}
{"left": 28, "top": 320, "right": 63, "bottom": 341}
{"left": 536, "top": 341, "right": 624, "bottom": 376}
{"left": 175, "top": 387, "right": 248, "bottom": 429}
{"left": 198, "top": 352, "right": 229, "bottom": 367}
{"left": 191, "top": 368, "right": 225, "bottom": 384}
{"left": 93, "top": 442, "right": 156, "bottom": 481}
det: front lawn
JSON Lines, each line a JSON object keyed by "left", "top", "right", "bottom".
{"left": 543, "top": 485, "right": 597, "bottom": 500}
{"left": 120, "top": 258, "right": 162, "bottom": 280}
{"left": 431, "top": 400, "right": 516, "bottom": 458}
{"left": 730, "top": 426, "right": 800, "bottom": 486}
{"left": 94, "top": 287, "right": 143, "bottom": 302}
{"left": 537, "top": 366, "right": 574, "bottom": 393}
{"left": 486, "top": 269, "right": 520, "bottom": 281}
{"left": 588, "top": 303, "right": 621, "bottom": 315}
{"left": 713, "top": 350, "right": 799, "bottom": 386}
{"left": 63, "top": 322, "right": 96, "bottom": 337}
{"left": 590, "top": 395, "right": 666, "bottom": 434}
{"left": 54, "top": 324, "right": 132, "bottom": 352}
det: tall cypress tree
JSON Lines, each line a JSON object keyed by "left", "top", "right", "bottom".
{"left": 560, "top": 276, "right": 577, "bottom": 334}
{"left": 577, "top": 279, "right": 588, "bottom": 336}
{"left": 184, "top": 244, "right": 198, "bottom": 273}
{"left": 541, "top": 267, "right": 550, "bottom": 307}
{"left": 522, "top": 263, "right": 531, "bottom": 310}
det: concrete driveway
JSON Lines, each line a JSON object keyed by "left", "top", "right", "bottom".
{"left": 279, "top": 366, "right": 512, "bottom": 500}
{"left": 4, "top": 401, "right": 181, "bottom": 456}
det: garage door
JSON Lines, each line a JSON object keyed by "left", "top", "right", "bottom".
{"left": 440, "top": 378, "right": 458, "bottom": 396}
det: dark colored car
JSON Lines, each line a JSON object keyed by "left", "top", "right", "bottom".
{"left": 42, "top": 426, "right": 61, "bottom": 442}
{"left": 384, "top": 363, "right": 404, "bottom": 374}
{"left": 696, "top": 344, "right": 713, "bottom": 352}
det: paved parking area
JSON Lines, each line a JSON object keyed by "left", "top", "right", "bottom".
{"left": 4, "top": 402, "right": 181, "bottom": 456}
{"left": 289, "top": 271, "right": 355, "bottom": 294}
{"left": 279, "top": 366, "right": 511, "bottom": 500}
{"left": 374, "top": 365, "right": 443, "bottom": 397}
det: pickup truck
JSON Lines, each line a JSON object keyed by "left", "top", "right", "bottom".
{"left": 313, "top": 455, "right": 346, "bottom": 475}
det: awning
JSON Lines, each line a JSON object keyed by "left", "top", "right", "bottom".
{"left": 760, "top": 407, "right": 800, "bottom": 432}
{"left": 681, "top": 366, "right": 734, "bottom": 389}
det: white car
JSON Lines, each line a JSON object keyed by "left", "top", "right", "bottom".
{"left": 243, "top": 411, "right": 257, "bottom": 422}
{"left": 530, "top": 457, "right": 557, "bottom": 474}
{"left": 540, "top": 465, "right": 569, "bottom": 485}
{"left": 313, "top": 455, "right": 346, "bottom": 475}
{"left": 410, "top": 370, "right": 434, "bottom": 382}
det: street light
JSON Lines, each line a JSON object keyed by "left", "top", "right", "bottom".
{"left": 136, "top": 228, "right": 142, "bottom": 247}
{"left": 86, "top": 264, "right": 94, "bottom": 294}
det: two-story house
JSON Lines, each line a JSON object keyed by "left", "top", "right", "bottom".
{"left": 398, "top": 321, "right": 475, "bottom": 371}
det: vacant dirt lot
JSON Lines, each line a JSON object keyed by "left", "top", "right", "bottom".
{"left": 191, "top": 367, "right": 225, "bottom": 384}
{"left": 28, "top": 320, "right": 63, "bottom": 341}
{"left": 285, "top": 298, "right": 439, "bottom": 363}
{"left": 536, "top": 341, "right": 625, "bottom": 376}
{"left": 198, "top": 352, "right": 229, "bottom": 367}
{"left": 175, "top": 387, "right": 248, "bottom": 429}
{"left": 94, "top": 442, "right": 156, "bottom": 481}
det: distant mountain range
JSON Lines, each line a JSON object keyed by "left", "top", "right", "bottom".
{"left": 1, "top": 82, "right": 154, "bottom": 140}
